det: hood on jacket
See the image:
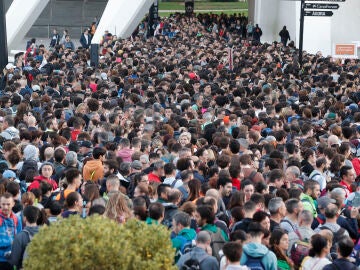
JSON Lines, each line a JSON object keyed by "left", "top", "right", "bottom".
{"left": 178, "top": 228, "right": 197, "bottom": 239}
{"left": 1, "top": 126, "right": 20, "bottom": 140}
{"left": 243, "top": 242, "right": 269, "bottom": 258}
{"left": 84, "top": 159, "right": 102, "bottom": 171}
{"left": 24, "top": 226, "right": 39, "bottom": 236}
{"left": 117, "top": 148, "right": 134, "bottom": 162}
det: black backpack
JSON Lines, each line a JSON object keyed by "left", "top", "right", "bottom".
{"left": 19, "top": 159, "right": 38, "bottom": 181}
{"left": 181, "top": 252, "right": 208, "bottom": 270}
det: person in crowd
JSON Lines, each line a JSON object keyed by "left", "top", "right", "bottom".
{"left": 301, "top": 234, "right": 332, "bottom": 270}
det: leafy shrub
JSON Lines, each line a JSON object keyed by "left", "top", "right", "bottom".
{"left": 24, "top": 216, "right": 176, "bottom": 270}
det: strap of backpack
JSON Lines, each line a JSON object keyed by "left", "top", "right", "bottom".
{"left": 171, "top": 179, "right": 179, "bottom": 188}
{"left": 248, "top": 170, "right": 257, "bottom": 181}
{"left": 280, "top": 219, "right": 295, "bottom": 231}
{"left": 294, "top": 229, "right": 302, "bottom": 241}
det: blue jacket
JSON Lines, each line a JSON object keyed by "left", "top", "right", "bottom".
{"left": 0, "top": 212, "right": 22, "bottom": 261}
{"left": 240, "top": 242, "right": 277, "bottom": 270}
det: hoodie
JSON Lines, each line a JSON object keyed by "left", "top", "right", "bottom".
{"left": 28, "top": 175, "right": 58, "bottom": 191}
{"left": 0, "top": 126, "right": 19, "bottom": 140}
{"left": 8, "top": 226, "right": 39, "bottom": 269}
{"left": 240, "top": 242, "right": 277, "bottom": 270}
{"left": 172, "top": 228, "right": 197, "bottom": 262}
{"left": 117, "top": 148, "right": 134, "bottom": 163}
{"left": 0, "top": 211, "right": 22, "bottom": 262}
{"left": 82, "top": 159, "right": 104, "bottom": 182}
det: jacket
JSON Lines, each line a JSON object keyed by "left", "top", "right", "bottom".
{"left": 300, "top": 193, "right": 317, "bottom": 217}
{"left": 8, "top": 226, "right": 39, "bottom": 269}
{"left": 0, "top": 211, "right": 22, "bottom": 262}
{"left": 240, "top": 242, "right": 277, "bottom": 270}
{"left": 176, "top": 246, "right": 219, "bottom": 270}
{"left": 323, "top": 258, "right": 357, "bottom": 270}
{"left": 0, "top": 127, "right": 19, "bottom": 140}
{"left": 28, "top": 175, "right": 58, "bottom": 191}
{"left": 172, "top": 228, "right": 197, "bottom": 262}
{"left": 82, "top": 159, "right": 104, "bottom": 182}
{"left": 117, "top": 148, "right": 134, "bottom": 163}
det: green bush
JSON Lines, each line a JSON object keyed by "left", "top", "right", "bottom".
{"left": 24, "top": 216, "right": 176, "bottom": 270}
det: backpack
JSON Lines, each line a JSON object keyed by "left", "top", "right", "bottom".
{"left": 243, "top": 250, "right": 268, "bottom": 270}
{"left": 22, "top": 229, "right": 34, "bottom": 266}
{"left": 207, "top": 228, "right": 226, "bottom": 262}
{"left": 19, "top": 159, "right": 38, "bottom": 181}
{"left": 181, "top": 252, "right": 208, "bottom": 270}
{"left": 175, "top": 236, "right": 196, "bottom": 262}
{"left": 290, "top": 230, "right": 311, "bottom": 267}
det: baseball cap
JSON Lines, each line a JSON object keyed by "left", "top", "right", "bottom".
{"left": 2, "top": 170, "right": 16, "bottom": 179}
{"left": 131, "top": 160, "right": 142, "bottom": 170}
{"left": 317, "top": 196, "right": 336, "bottom": 209}
{"left": 80, "top": 141, "right": 92, "bottom": 148}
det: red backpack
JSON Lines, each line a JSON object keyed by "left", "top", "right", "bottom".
{"left": 290, "top": 230, "right": 311, "bottom": 267}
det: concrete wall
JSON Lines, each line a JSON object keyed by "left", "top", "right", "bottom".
{"left": 250, "top": 0, "right": 360, "bottom": 57}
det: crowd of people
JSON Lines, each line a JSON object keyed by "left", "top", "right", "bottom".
{"left": 0, "top": 10, "right": 360, "bottom": 270}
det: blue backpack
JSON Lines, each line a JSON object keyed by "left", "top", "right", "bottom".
{"left": 178, "top": 236, "right": 195, "bottom": 255}
{"left": 244, "top": 250, "right": 268, "bottom": 270}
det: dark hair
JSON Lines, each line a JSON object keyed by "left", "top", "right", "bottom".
{"left": 65, "top": 191, "right": 80, "bottom": 208}
{"left": 88, "top": 205, "right": 106, "bottom": 216}
{"left": 308, "top": 234, "right": 328, "bottom": 257}
{"left": 196, "top": 205, "right": 215, "bottom": 224}
{"left": 223, "top": 242, "right": 243, "bottom": 263}
{"left": 253, "top": 210, "right": 270, "bottom": 224}
{"left": 337, "top": 236, "right": 354, "bottom": 258}
{"left": 93, "top": 147, "right": 106, "bottom": 159}
{"left": 49, "top": 200, "right": 62, "bottom": 215}
{"left": 65, "top": 168, "right": 81, "bottom": 184}
{"left": 148, "top": 202, "right": 164, "bottom": 220}
{"left": 23, "top": 205, "right": 40, "bottom": 223}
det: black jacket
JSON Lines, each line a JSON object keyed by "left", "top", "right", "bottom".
{"left": 323, "top": 258, "right": 357, "bottom": 270}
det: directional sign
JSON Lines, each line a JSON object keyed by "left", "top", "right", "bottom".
{"left": 305, "top": 0, "right": 345, "bottom": 2}
{"left": 304, "top": 10, "right": 333, "bottom": 16}
{"left": 304, "top": 3, "right": 339, "bottom": 9}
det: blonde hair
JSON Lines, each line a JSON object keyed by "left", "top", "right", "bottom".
{"left": 104, "top": 192, "right": 132, "bottom": 224}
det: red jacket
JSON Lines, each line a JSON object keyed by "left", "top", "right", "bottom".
{"left": 28, "top": 175, "right": 58, "bottom": 191}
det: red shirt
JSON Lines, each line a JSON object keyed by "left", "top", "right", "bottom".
{"left": 339, "top": 180, "right": 352, "bottom": 198}
{"left": 148, "top": 172, "right": 161, "bottom": 183}
{"left": 232, "top": 177, "right": 241, "bottom": 190}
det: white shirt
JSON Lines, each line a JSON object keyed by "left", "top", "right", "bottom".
{"left": 302, "top": 257, "right": 331, "bottom": 270}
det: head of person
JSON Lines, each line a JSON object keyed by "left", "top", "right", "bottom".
{"left": 247, "top": 221, "right": 265, "bottom": 239}
{"left": 65, "top": 191, "right": 83, "bottom": 211}
{"left": 23, "top": 205, "right": 40, "bottom": 225}
{"left": 303, "top": 180, "right": 321, "bottom": 199}
{"left": 268, "top": 197, "right": 286, "bottom": 218}
{"left": 340, "top": 166, "right": 356, "bottom": 184}
{"left": 66, "top": 168, "right": 82, "bottom": 189}
{"left": 157, "top": 183, "right": 171, "bottom": 201}
{"left": 268, "top": 169, "right": 285, "bottom": 189}
{"left": 104, "top": 191, "right": 132, "bottom": 223}
{"left": 217, "top": 176, "right": 232, "bottom": 198}
{"left": 172, "top": 211, "right": 191, "bottom": 234}
{"left": 337, "top": 236, "right": 354, "bottom": 258}
{"left": 285, "top": 198, "right": 303, "bottom": 217}
{"left": 223, "top": 241, "right": 243, "bottom": 264}
{"left": 241, "top": 180, "right": 255, "bottom": 202}
{"left": 195, "top": 205, "right": 215, "bottom": 227}
{"left": 308, "top": 234, "right": 330, "bottom": 257}
{"left": 298, "top": 210, "right": 314, "bottom": 227}
{"left": 40, "top": 162, "right": 54, "bottom": 179}
{"left": 253, "top": 210, "right": 271, "bottom": 231}
{"left": 106, "top": 175, "right": 120, "bottom": 192}
{"left": 270, "top": 228, "right": 289, "bottom": 253}
{"left": 148, "top": 202, "right": 165, "bottom": 222}
{"left": 0, "top": 192, "right": 15, "bottom": 217}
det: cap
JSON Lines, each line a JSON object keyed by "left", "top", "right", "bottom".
{"left": 2, "top": 170, "right": 16, "bottom": 179}
{"left": 131, "top": 160, "right": 142, "bottom": 170}
{"left": 32, "top": 85, "right": 41, "bottom": 92}
{"left": 317, "top": 196, "right": 336, "bottom": 209}
{"left": 100, "top": 72, "right": 108, "bottom": 80}
{"left": 80, "top": 141, "right": 92, "bottom": 148}
{"left": 6, "top": 63, "right": 15, "bottom": 70}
